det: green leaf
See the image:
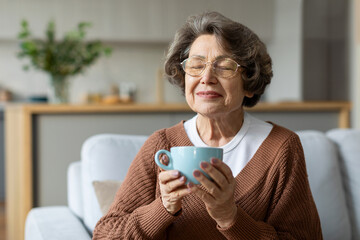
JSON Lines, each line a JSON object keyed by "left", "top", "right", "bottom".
{"left": 21, "top": 20, "right": 28, "bottom": 29}
{"left": 46, "top": 20, "right": 55, "bottom": 43}
{"left": 17, "top": 32, "right": 29, "bottom": 39}
{"left": 18, "top": 19, "right": 30, "bottom": 39}
{"left": 78, "top": 22, "right": 91, "bottom": 39}
{"left": 104, "top": 47, "right": 112, "bottom": 56}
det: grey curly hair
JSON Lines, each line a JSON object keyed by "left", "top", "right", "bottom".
{"left": 164, "top": 11, "right": 273, "bottom": 107}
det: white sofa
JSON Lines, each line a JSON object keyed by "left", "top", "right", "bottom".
{"left": 25, "top": 129, "right": 360, "bottom": 240}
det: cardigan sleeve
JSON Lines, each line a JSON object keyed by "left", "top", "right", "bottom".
{"left": 218, "top": 134, "right": 323, "bottom": 240}
{"left": 92, "top": 130, "right": 178, "bottom": 240}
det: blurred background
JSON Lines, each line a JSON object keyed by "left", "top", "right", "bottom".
{"left": 0, "top": 0, "right": 357, "bottom": 105}
{"left": 0, "top": 0, "right": 359, "bottom": 239}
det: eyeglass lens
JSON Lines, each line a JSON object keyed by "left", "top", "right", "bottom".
{"left": 182, "top": 57, "right": 238, "bottom": 78}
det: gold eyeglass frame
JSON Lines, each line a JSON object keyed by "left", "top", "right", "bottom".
{"left": 180, "top": 56, "right": 241, "bottom": 78}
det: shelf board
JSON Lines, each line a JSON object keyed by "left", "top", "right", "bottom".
{"left": 4, "top": 101, "right": 351, "bottom": 114}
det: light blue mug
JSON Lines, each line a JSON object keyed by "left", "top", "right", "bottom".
{"left": 154, "top": 146, "right": 223, "bottom": 184}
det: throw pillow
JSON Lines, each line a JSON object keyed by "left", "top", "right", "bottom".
{"left": 92, "top": 180, "right": 122, "bottom": 215}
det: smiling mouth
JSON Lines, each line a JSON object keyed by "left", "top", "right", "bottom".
{"left": 196, "top": 91, "right": 222, "bottom": 98}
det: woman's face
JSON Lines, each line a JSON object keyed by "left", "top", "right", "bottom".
{"left": 184, "top": 34, "right": 253, "bottom": 118}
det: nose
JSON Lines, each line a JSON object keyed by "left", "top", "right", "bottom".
{"left": 200, "top": 63, "right": 218, "bottom": 84}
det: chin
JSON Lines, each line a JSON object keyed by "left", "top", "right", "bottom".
{"left": 195, "top": 104, "right": 226, "bottom": 116}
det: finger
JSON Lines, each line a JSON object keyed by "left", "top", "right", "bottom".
{"left": 160, "top": 154, "right": 169, "bottom": 166}
{"left": 193, "top": 169, "right": 221, "bottom": 197}
{"left": 163, "top": 176, "right": 187, "bottom": 194}
{"left": 170, "top": 185, "right": 192, "bottom": 200}
{"left": 200, "top": 161, "right": 229, "bottom": 190}
{"left": 159, "top": 170, "right": 180, "bottom": 184}
{"left": 210, "top": 158, "right": 234, "bottom": 184}
{"left": 187, "top": 182, "right": 214, "bottom": 204}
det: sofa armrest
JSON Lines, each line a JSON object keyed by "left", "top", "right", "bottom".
{"left": 68, "top": 161, "right": 83, "bottom": 219}
{"left": 25, "top": 206, "right": 91, "bottom": 240}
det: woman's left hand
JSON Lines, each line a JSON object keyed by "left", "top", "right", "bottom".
{"left": 188, "top": 158, "right": 237, "bottom": 229}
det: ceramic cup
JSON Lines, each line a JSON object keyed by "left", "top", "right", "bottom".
{"left": 154, "top": 146, "right": 223, "bottom": 184}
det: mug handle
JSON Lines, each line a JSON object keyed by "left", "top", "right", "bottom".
{"left": 154, "top": 150, "right": 173, "bottom": 171}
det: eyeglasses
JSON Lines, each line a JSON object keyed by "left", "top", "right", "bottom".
{"left": 180, "top": 56, "right": 241, "bottom": 78}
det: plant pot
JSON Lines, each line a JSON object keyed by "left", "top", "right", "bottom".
{"left": 48, "top": 75, "right": 70, "bottom": 103}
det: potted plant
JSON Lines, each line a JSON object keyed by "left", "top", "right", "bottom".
{"left": 17, "top": 20, "right": 112, "bottom": 103}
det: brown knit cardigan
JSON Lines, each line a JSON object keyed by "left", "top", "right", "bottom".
{"left": 93, "top": 122, "right": 323, "bottom": 239}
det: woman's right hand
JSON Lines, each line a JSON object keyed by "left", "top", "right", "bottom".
{"left": 159, "top": 169, "right": 190, "bottom": 215}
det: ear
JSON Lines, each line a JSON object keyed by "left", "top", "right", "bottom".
{"left": 245, "top": 91, "right": 254, "bottom": 98}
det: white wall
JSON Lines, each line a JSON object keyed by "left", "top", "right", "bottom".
{"left": 266, "top": 0, "right": 303, "bottom": 102}
{"left": 0, "top": 0, "right": 303, "bottom": 103}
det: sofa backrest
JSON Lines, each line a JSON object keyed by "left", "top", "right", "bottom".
{"left": 80, "top": 134, "right": 147, "bottom": 232}
{"left": 327, "top": 129, "right": 360, "bottom": 240}
{"left": 297, "top": 130, "right": 351, "bottom": 240}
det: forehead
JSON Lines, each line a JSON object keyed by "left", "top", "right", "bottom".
{"left": 188, "top": 34, "right": 228, "bottom": 58}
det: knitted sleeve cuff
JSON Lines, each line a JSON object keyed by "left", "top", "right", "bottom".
{"left": 134, "top": 197, "right": 179, "bottom": 237}
{"left": 217, "top": 207, "right": 276, "bottom": 239}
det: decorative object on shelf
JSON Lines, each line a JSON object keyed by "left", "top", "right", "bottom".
{"left": 0, "top": 88, "right": 12, "bottom": 102}
{"left": 119, "top": 81, "right": 136, "bottom": 103}
{"left": 81, "top": 92, "right": 103, "bottom": 104}
{"left": 17, "top": 20, "right": 112, "bottom": 103}
{"left": 27, "top": 95, "right": 48, "bottom": 103}
{"left": 102, "top": 84, "right": 121, "bottom": 104}
{"left": 102, "top": 83, "right": 137, "bottom": 105}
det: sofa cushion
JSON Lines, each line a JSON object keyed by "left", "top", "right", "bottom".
{"left": 81, "top": 134, "right": 147, "bottom": 232}
{"left": 297, "top": 130, "right": 351, "bottom": 240}
{"left": 25, "top": 206, "right": 91, "bottom": 240}
{"left": 327, "top": 129, "right": 360, "bottom": 240}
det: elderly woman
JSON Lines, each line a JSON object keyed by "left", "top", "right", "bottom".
{"left": 93, "top": 12, "right": 322, "bottom": 239}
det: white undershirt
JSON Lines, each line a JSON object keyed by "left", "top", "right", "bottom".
{"left": 184, "top": 112, "right": 273, "bottom": 177}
